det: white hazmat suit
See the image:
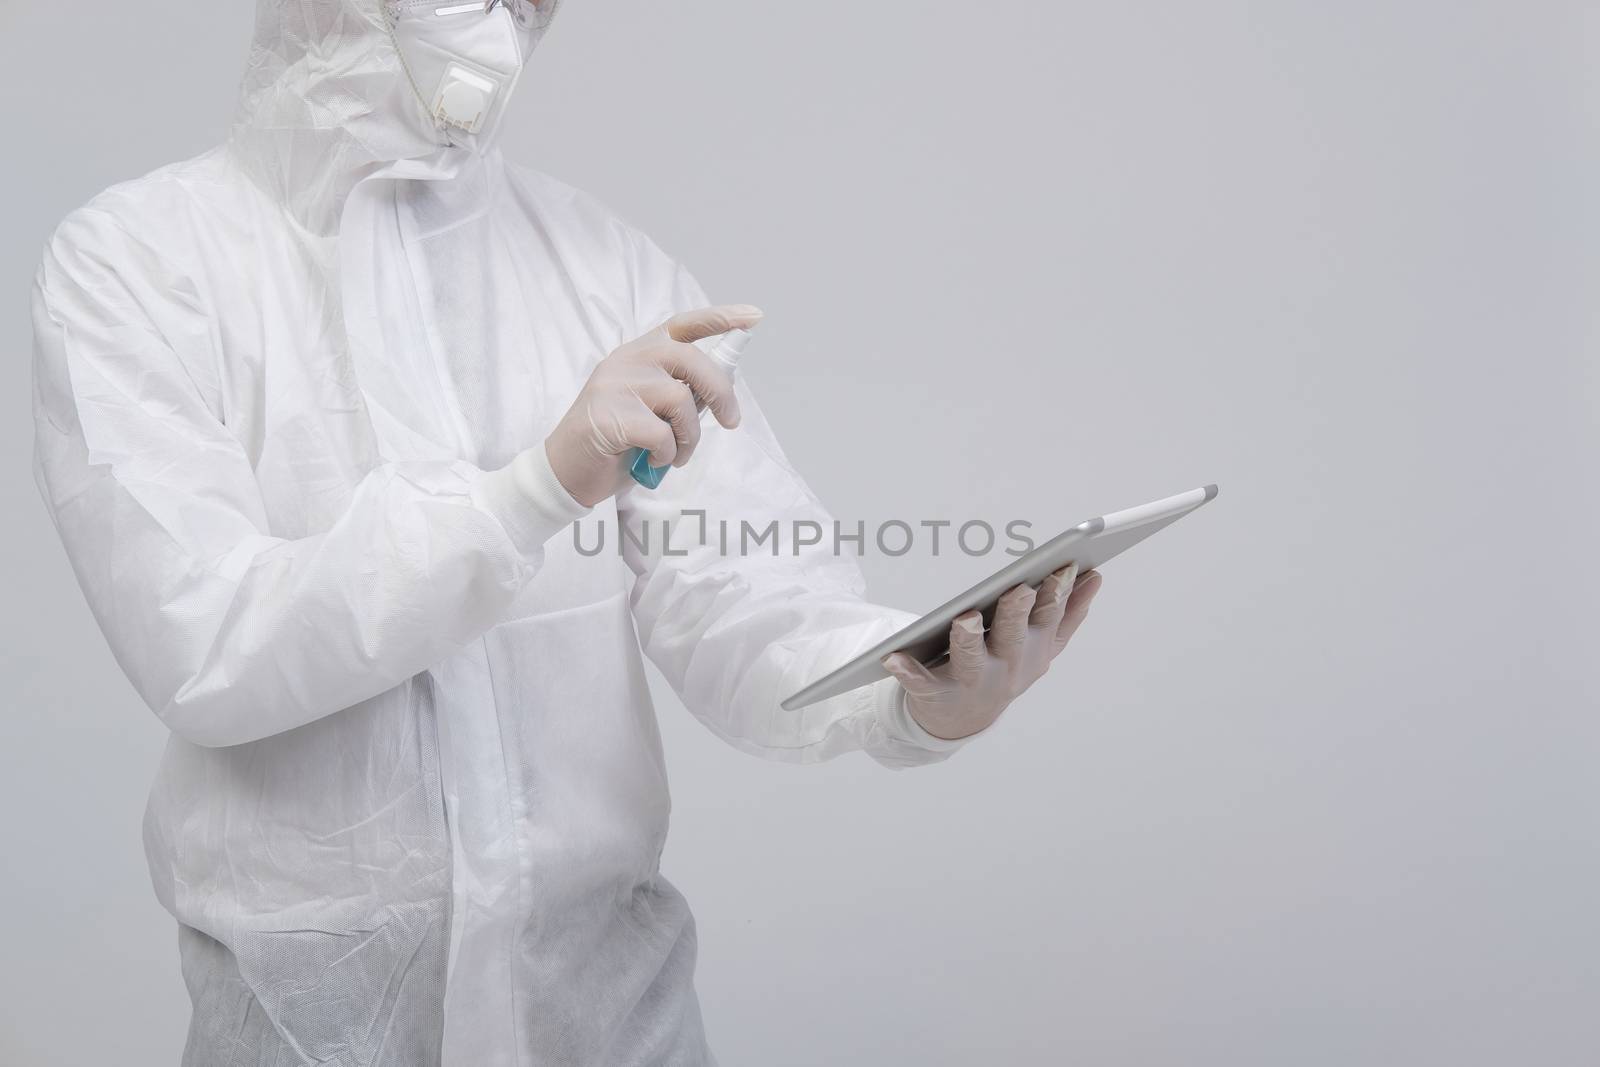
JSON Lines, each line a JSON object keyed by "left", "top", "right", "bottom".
{"left": 30, "top": 0, "right": 965, "bottom": 1062}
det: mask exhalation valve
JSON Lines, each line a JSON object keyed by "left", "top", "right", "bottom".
{"left": 432, "top": 62, "right": 502, "bottom": 133}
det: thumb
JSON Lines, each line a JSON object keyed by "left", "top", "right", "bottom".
{"left": 882, "top": 652, "right": 939, "bottom": 698}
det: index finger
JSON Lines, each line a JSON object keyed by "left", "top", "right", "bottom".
{"left": 661, "top": 304, "right": 764, "bottom": 345}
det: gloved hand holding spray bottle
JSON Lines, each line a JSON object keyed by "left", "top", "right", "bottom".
{"left": 628, "top": 326, "right": 754, "bottom": 489}
{"left": 542, "top": 306, "right": 763, "bottom": 507}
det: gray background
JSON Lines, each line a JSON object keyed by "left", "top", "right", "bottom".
{"left": 1, "top": 1, "right": 1594, "bottom": 1064}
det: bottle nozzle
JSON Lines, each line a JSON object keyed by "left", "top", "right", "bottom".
{"left": 701, "top": 327, "right": 754, "bottom": 371}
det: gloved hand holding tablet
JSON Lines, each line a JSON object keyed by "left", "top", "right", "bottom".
{"left": 783, "top": 485, "right": 1220, "bottom": 727}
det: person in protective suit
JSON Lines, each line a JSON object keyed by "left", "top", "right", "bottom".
{"left": 31, "top": 0, "right": 1103, "bottom": 1061}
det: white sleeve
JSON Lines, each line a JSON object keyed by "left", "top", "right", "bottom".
{"left": 617, "top": 236, "right": 969, "bottom": 769}
{"left": 31, "top": 224, "right": 587, "bottom": 748}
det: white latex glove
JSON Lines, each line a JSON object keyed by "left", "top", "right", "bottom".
{"left": 883, "top": 564, "right": 1104, "bottom": 741}
{"left": 545, "top": 305, "right": 763, "bottom": 507}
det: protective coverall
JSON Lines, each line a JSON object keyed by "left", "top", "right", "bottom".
{"left": 30, "top": 0, "right": 962, "bottom": 1062}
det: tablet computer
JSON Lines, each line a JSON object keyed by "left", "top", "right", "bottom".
{"left": 781, "top": 484, "right": 1218, "bottom": 711}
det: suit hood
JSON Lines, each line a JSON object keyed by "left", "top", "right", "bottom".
{"left": 230, "top": 0, "right": 559, "bottom": 232}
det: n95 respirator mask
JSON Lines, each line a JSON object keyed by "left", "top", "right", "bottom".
{"left": 386, "top": 0, "right": 551, "bottom": 149}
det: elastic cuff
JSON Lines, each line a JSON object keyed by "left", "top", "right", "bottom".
{"left": 870, "top": 676, "right": 971, "bottom": 754}
{"left": 471, "top": 444, "right": 591, "bottom": 557}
